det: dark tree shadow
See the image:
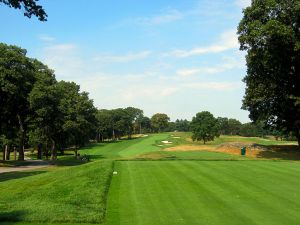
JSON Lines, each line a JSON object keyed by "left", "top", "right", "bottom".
{"left": 0, "top": 210, "right": 27, "bottom": 222}
{"left": 255, "top": 145, "right": 300, "bottom": 160}
{"left": 0, "top": 170, "right": 46, "bottom": 182}
{"left": 89, "top": 155, "right": 105, "bottom": 160}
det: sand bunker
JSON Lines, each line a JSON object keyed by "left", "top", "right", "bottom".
{"left": 162, "top": 140, "right": 173, "bottom": 144}
{"left": 172, "top": 137, "right": 181, "bottom": 139}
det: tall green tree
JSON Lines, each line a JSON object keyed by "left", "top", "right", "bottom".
{"left": 0, "top": 0, "right": 47, "bottom": 21}
{"left": 29, "top": 61, "right": 60, "bottom": 160}
{"left": 57, "top": 81, "right": 97, "bottom": 158}
{"left": 0, "top": 43, "right": 36, "bottom": 160}
{"left": 151, "top": 113, "right": 170, "bottom": 132}
{"left": 190, "top": 111, "right": 219, "bottom": 144}
{"left": 96, "top": 109, "right": 113, "bottom": 142}
{"left": 124, "top": 107, "right": 143, "bottom": 138}
{"left": 174, "top": 119, "right": 190, "bottom": 132}
{"left": 217, "top": 117, "right": 229, "bottom": 135}
{"left": 227, "top": 119, "right": 242, "bottom": 135}
{"left": 238, "top": 0, "right": 300, "bottom": 145}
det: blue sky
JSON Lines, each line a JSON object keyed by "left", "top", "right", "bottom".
{"left": 0, "top": 0, "right": 251, "bottom": 122}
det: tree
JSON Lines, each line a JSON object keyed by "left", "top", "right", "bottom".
{"left": 29, "top": 60, "right": 59, "bottom": 160}
{"left": 151, "top": 113, "right": 170, "bottom": 132}
{"left": 96, "top": 109, "right": 113, "bottom": 142}
{"left": 190, "top": 111, "right": 219, "bottom": 144}
{"left": 0, "top": 43, "right": 36, "bottom": 160}
{"left": 124, "top": 107, "right": 143, "bottom": 138}
{"left": 227, "top": 119, "right": 242, "bottom": 135}
{"left": 139, "top": 116, "right": 152, "bottom": 133}
{"left": 239, "top": 122, "right": 267, "bottom": 137}
{"left": 217, "top": 117, "right": 229, "bottom": 135}
{"left": 57, "top": 81, "right": 97, "bottom": 158}
{"left": 0, "top": 0, "right": 47, "bottom": 21}
{"left": 237, "top": 0, "right": 300, "bottom": 146}
{"left": 174, "top": 119, "right": 190, "bottom": 132}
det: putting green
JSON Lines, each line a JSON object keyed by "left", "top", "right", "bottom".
{"left": 105, "top": 160, "right": 300, "bottom": 225}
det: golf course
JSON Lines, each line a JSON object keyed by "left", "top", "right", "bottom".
{"left": 1, "top": 0, "right": 300, "bottom": 225}
{"left": 1, "top": 133, "right": 300, "bottom": 225}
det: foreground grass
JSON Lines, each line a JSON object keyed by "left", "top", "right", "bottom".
{"left": 0, "top": 160, "right": 113, "bottom": 224}
{"left": 106, "top": 160, "right": 300, "bottom": 225}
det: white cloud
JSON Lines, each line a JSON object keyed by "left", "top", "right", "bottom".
{"left": 134, "top": 9, "right": 183, "bottom": 26}
{"left": 235, "top": 0, "right": 251, "bottom": 9}
{"left": 176, "top": 56, "right": 244, "bottom": 77}
{"left": 93, "top": 51, "right": 152, "bottom": 63}
{"left": 183, "top": 82, "right": 241, "bottom": 91}
{"left": 165, "top": 29, "right": 239, "bottom": 57}
{"left": 41, "top": 44, "right": 84, "bottom": 79}
{"left": 39, "top": 34, "right": 55, "bottom": 42}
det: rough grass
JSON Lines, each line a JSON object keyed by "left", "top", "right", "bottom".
{"left": 0, "top": 160, "right": 113, "bottom": 224}
{"left": 105, "top": 160, "right": 300, "bottom": 225}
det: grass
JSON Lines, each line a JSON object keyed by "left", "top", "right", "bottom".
{"left": 79, "top": 133, "right": 170, "bottom": 159}
{"left": 105, "top": 160, "right": 300, "bottom": 225}
{"left": 0, "top": 133, "right": 299, "bottom": 225}
{"left": 0, "top": 160, "right": 113, "bottom": 224}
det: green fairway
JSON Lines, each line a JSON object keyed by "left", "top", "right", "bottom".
{"left": 1, "top": 133, "right": 299, "bottom": 225}
{"left": 80, "top": 133, "right": 170, "bottom": 159}
{"left": 105, "top": 160, "right": 300, "bottom": 225}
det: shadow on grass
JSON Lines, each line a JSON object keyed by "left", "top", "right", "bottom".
{"left": 253, "top": 145, "right": 300, "bottom": 160}
{"left": 89, "top": 155, "right": 105, "bottom": 160}
{"left": 0, "top": 160, "right": 34, "bottom": 167}
{"left": 49, "top": 158, "right": 86, "bottom": 167}
{"left": 0, "top": 210, "right": 27, "bottom": 222}
{"left": 0, "top": 171, "right": 46, "bottom": 182}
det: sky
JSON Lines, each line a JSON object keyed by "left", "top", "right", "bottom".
{"left": 0, "top": 0, "right": 252, "bottom": 122}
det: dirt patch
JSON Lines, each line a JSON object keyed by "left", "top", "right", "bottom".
{"left": 165, "top": 143, "right": 263, "bottom": 157}
{"left": 165, "top": 145, "right": 216, "bottom": 151}
{"left": 164, "top": 142, "right": 300, "bottom": 160}
{"left": 0, "top": 160, "right": 51, "bottom": 173}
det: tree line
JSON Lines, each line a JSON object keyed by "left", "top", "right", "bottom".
{"left": 0, "top": 43, "right": 184, "bottom": 161}
{"left": 1, "top": 40, "right": 297, "bottom": 160}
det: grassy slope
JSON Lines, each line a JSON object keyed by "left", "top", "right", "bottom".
{"left": 0, "top": 161, "right": 113, "bottom": 224}
{"left": 105, "top": 160, "right": 300, "bottom": 225}
{"left": 80, "top": 133, "right": 169, "bottom": 159}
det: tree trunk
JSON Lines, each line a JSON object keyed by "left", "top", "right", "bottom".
{"left": 140, "top": 123, "right": 142, "bottom": 134}
{"left": 51, "top": 139, "right": 57, "bottom": 160}
{"left": 45, "top": 142, "right": 49, "bottom": 160}
{"left": 6, "top": 145, "right": 11, "bottom": 160}
{"left": 17, "top": 114, "right": 25, "bottom": 161}
{"left": 2, "top": 144, "right": 6, "bottom": 161}
{"left": 37, "top": 143, "right": 42, "bottom": 159}
{"left": 74, "top": 147, "right": 78, "bottom": 159}
{"left": 112, "top": 129, "right": 115, "bottom": 140}
{"left": 14, "top": 147, "right": 17, "bottom": 160}
{"left": 296, "top": 129, "right": 300, "bottom": 147}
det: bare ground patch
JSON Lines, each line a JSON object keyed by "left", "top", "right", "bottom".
{"left": 165, "top": 145, "right": 216, "bottom": 151}
{"left": 165, "top": 143, "right": 300, "bottom": 160}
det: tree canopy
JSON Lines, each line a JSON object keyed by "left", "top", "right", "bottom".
{"left": 151, "top": 113, "right": 170, "bottom": 132}
{"left": 0, "top": 43, "right": 96, "bottom": 160}
{"left": 237, "top": 0, "right": 300, "bottom": 145}
{"left": 190, "top": 111, "right": 219, "bottom": 144}
{"left": 0, "top": 0, "right": 47, "bottom": 21}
